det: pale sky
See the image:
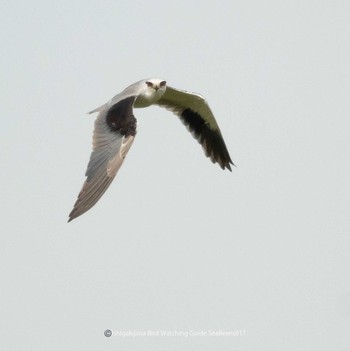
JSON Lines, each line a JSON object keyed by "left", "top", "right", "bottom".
{"left": 1, "top": 1, "right": 350, "bottom": 350}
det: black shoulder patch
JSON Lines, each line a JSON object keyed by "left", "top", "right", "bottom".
{"left": 180, "top": 108, "right": 233, "bottom": 170}
{"left": 106, "top": 96, "right": 137, "bottom": 137}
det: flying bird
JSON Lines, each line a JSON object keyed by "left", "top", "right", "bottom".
{"left": 68, "top": 78, "right": 233, "bottom": 222}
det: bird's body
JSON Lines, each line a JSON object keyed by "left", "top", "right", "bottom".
{"left": 68, "top": 78, "right": 233, "bottom": 222}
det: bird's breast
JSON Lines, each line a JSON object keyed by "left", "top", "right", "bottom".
{"left": 134, "top": 89, "right": 165, "bottom": 108}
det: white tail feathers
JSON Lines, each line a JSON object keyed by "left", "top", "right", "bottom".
{"left": 87, "top": 103, "right": 107, "bottom": 114}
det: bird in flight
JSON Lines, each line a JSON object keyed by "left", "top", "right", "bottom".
{"left": 68, "top": 78, "right": 233, "bottom": 222}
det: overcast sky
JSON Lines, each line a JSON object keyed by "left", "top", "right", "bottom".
{"left": 1, "top": 0, "right": 349, "bottom": 350}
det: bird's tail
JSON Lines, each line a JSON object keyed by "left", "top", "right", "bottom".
{"left": 87, "top": 103, "right": 107, "bottom": 114}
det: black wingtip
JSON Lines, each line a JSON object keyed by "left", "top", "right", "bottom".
{"left": 220, "top": 159, "right": 235, "bottom": 172}
{"left": 221, "top": 159, "right": 236, "bottom": 171}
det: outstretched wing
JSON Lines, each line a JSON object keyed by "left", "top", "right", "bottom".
{"left": 68, "top": 96, "right": 137, "bottom": 222}
{"left": 155, "top": 86, "right": 233, "bottom": 170}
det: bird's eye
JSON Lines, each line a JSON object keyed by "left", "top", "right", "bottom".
{"left": 146, "top": 81, "right": 154, "bottom": 87}
{"left": 160, "top": 81, "right": 166, "bottom": 87}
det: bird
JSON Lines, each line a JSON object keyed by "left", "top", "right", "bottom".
{"left": 68, "top": 78, "right": 234, "bottom": 222}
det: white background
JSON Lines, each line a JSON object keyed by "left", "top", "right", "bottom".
{"left": 1, "top": 0, "right": 349, "bottom": 350}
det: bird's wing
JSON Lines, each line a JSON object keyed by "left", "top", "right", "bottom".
{"left": 68, "top": 96, "right": 137, "bottom": 222}
{"left": 155, "top": 86, "right": 233, "bottom": 170}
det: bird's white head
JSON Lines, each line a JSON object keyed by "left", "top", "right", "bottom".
{"left": 145, "top": 78, "right": 167, "bottom": 92}
{"left": 134, "top": 78, "right": 167, "bottom": 108}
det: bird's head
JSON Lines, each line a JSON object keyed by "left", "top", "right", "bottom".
{"left": 145, "top": 79, "right": 167, "bottom": 92}
{"left": 134, "top": 78, "right": 167, "bottom": 108}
